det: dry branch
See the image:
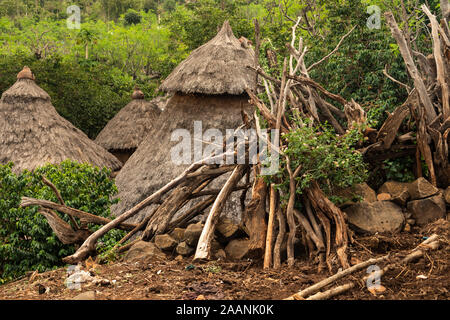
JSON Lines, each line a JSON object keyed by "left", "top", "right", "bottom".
{"left": 194, "top": 165, "right": 247, "bottom": 261}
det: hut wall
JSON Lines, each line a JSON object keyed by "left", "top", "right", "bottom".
{"left": 112, "top": 92, "right": 254, "bottom": 224}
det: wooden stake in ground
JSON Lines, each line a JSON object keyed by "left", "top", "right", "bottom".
{"left": 264, "top": 185, "right": 277, "bottom": 269}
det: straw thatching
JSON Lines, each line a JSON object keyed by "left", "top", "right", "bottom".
{"left": 159, "top": 20, "right": 256, "bottom": 95}
{"left": 0, "top": 67, "right": 122, "bottom": 173}
{"left": 94, "top": 88, "right": 166, "bottom": 163}
{"left": 112, "top": 22, "right": 257, "bottom": 224}
{"left": 112, "top": 93, "right": 254, "bottom": 223}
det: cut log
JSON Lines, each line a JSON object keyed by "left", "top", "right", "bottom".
{"left": 243, "top": 177, "right": 268, "bottom": 259}
{"left": 39, "top": 209, "right": 91, "bottom": 245}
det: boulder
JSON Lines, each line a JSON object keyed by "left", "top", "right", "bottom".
{"left": 184, "top": 222, "right": 203, "bottom": 247}
{"left": 170, "top": 228, "right": 185, "bottom": 242}
{"left": 124, "top": 241, "right": 165, "bottom": 264}
{"left": 378, "top": 181, "right": 410, "bottom": 206}
{"left": 215, "top": 249, "right": 227, "bottom": 260}
{"left": 408, "top": 177, "right": 439, "bottom": 200}
{"left": 176, "top": 241, "right": 195, "bottom": 256}
{"left": 154, "top": 234, "right": 178, "bottom": 251}
{"left": 72, "top": 291, "right": 96, "bottom": 300}
{"left": 216, "top": 217, "right": 245, "bottom": 242}
{"left": 344, "top": 201, "right": 405, "bottom": 234}
{"left": 444, "top": 187, "right": 450, "bottom": 205}
{"left": 406, "top": 194, "right": 446, "bottom": 226}
{"left": 224, "top": 239, "right": 250, "bottom": 260}
{"left": 377, "top": 193, "right": 391, "bottom": 201}
{"left": 334, "top": 183, "right": 377, "bottom": 206}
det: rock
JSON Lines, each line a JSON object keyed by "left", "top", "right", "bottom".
{"left": 211, "top": 239, "right": 222, "bottom": 253}
{"left": 377, "top": 193, "right": 391, "bottom": 201}
{"left": 406, "top": 195, "right": 446, "bottom": 226}
{"left": 154, "top": 234, "right": 177, "bottom": 251}
{"left": 175, "top": 255, "right": 183, "bottom": 261}
{"left": 334, "top": 183, "right": 377, "bottom": 206}
{"left": 378, "top": 181, "right": 410, "bottom": 206}
{"left": 224, "top": 239, "right": 250, "bottom": 260}
{"left": 176, "top": 241, "right": 195, "bottom": 256}
{"left": 170, "top": 228, "right": 185, "bottom": 242}
{"left": 184, "top": 222, "right": 203, "bottom": 246}
{"left": 124, "top": 241, "right": 165, "bottom": 264}
{"left": 444, "top": 187, "right": 450, "bottom": 205}
{"left": 344, "top": 201, "right": 405, "bottom": 234}
{"left": 72, "top": 291, "right": 96, "bottom": 300}
{"left": 408, "top": 177, "right": 439, "bottom": 200}
{"left": 215, "top": 249, "right": 227, "bottom": 260}
{"left": 216, "top": 217, "right": 244, "bottom": 242}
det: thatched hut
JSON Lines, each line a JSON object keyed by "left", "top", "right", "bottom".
{"left": 112, "top": 21, "right": 256, "bottom": 223}
{"left": 0, "top": 66, "right": 122, "bottom": 173}
{"left": 94, "top": 88, "right": 165, "bottom": 164}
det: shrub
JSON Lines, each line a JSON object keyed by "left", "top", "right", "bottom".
{"left": 124, "top": 9, "right": 142, "bottom": 25}
{"left": 265, "top": 122, "right": 368, "bottom": 204}
{"left": 0, "top": 161, "right": 124, "bottom": 283}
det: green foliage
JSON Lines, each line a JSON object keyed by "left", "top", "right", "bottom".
{"left": 266, "top": 121, "right": 368, "bottom": 203}
{"left": 124, "top": 9, "right": 142, "bottom": 25}
{"left": 0, "top": 161, "right": 124, "bottom": 283}
{"left": 382, "top": 157, "right": 416, "bottom": 182}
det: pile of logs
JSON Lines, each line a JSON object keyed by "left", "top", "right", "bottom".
{"left": 20, "top": 4, "right": 448, "bottom": 273}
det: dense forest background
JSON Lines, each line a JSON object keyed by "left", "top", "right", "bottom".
{"left": 0, "top": 0, "right": 442, "bottom": 179}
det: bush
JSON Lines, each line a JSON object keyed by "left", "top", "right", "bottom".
{"left": 0, "top": 161, "right": 124, "bottom": 283}
{"left": 265, "top": 122, "right": 368, "bottom": 204}
{"left": 124, "top": 9, "right": 142, "bottom": 25}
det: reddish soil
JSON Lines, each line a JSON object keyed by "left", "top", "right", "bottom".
{"left": 0, "top": 219, "right": 448, "bottom": 300}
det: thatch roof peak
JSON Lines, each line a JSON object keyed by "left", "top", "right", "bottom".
{"left": 17, "top": 66, "right": 35, "bottom": 80}
{"left": 159, "top": 20, "right": 256, "bottom": 95}
{"left": 131, "top": 87, "right": 145, "bottom": 100}
{"left": 0, "top": 71, "right": 122, "bottom": 173}
{"left": 94, "top": 93, "right": 163, "bottom": 152}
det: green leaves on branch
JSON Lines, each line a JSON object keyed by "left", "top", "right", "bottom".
{"left": 0, "top": 161, "right": 124, "bottom": 283}
{"left": 266, "top": 122, "right": 368, "bottom": 204}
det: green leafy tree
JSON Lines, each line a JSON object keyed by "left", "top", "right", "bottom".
{"left": 0, "top": 161, "right": 124, "bottom": 283}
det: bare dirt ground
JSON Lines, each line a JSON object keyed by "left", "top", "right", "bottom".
{"left": 0, "top": 219, "right": 449, "bottom": 300}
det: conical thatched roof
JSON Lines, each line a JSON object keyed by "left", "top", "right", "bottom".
{"left": 94, "top": 88, "right": 164, "bottom": 152}
{"left": 159, "top": 21, "right": 256, "bottom": 95}
{"left": 0, "top": 67, "right": 122, "bottom": 173}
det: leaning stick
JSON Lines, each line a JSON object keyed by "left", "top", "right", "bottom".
{"left": 61, "top": 154, "right": 234, "bottom": 264}
{"left": 193, "top": 165, "right": 247, "bottom": 261}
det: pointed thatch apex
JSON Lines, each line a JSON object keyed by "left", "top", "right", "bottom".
{"left": 17, "top": 66, "right": 35, "bottom": 80}
{"left": 95, "top": 92, "right": 164, "bottom": 152}
{"left": 0, "top": 69, "right": 122, "bottom": 173}
{"left": 159, "top": 20, "right": 256, "bottom": 95}
{"left": 131, "top": 86, "right": 145, "bottom": 100}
